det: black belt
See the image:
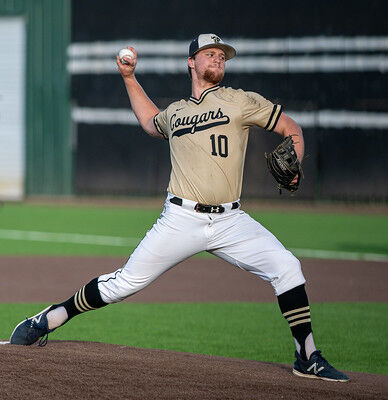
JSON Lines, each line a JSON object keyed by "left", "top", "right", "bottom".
{"left": 170, "top": 196, "right": 239, "bottom": 214}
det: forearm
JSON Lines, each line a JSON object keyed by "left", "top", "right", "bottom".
{"left": 116, "top": 50, "right": 162, "bottom": 138}
{"left": 283, "top": 125, "right": 304, "bottom": 163}
{"left": 273, "top": 113, "right": 304, "bottom": 162}
{"left": 123, "top": 75, "right": 159, "bottom": 132}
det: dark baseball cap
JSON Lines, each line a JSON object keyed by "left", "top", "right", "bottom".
{"left": 189, "top": 33, "right": 236, "bottom": 60}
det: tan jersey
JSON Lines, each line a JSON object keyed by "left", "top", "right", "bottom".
{"left": 154, "top": 85, "right": 282, "bottom": 204}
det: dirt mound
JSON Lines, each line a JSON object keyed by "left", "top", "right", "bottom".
{"left": 0, "top": 341, "right": 386, "bottom": 399}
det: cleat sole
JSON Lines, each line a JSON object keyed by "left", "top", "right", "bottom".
{"left": 293, "top": 368, "right": 349, "bottom": 382}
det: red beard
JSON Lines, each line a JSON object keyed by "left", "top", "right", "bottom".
{"left": 203, "top": 68, "right": 224, "bottom": 84}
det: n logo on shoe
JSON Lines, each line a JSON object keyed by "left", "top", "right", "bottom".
{"left": 307, "top": 363, "right": 324, "bottom": 374}
{"left": 32, "top": 314, "right": 43, "bottom": 325}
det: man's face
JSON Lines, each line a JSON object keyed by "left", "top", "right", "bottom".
{"left": 191, "top": 47, "right": 226, "bottom": 84}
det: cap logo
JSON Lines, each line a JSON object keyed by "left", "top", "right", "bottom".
{"left": 189, "top": 34, "right": 235, "bottom": 60}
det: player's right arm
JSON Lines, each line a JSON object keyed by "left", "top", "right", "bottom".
{"left": 116, "top": 47, "right": 163, "bottom": 139}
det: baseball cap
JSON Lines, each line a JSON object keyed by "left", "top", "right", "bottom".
{"left": 189, "top": 33, "right": 236, "bottom": 60}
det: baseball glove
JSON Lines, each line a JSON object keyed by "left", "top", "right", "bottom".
{"left": 265, "top": 136, "right": 303, "bottom": 193}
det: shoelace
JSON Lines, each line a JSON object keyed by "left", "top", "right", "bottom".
{"left": 312, "top": 351, "right": 333, "bottom": 370}
{"left": 25, "top": 316, "right": 49, "bottom": 347}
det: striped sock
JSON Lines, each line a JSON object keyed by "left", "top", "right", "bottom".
{"left": 52, "top": 277, "right": 108, "bottom": 324}
{"left": 283, "top": 305, "right": 311, "bottom": 328}
{"left": 278, "top": 284, "right": 316, "bottom": 360}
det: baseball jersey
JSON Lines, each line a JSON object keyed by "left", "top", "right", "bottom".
{"left": 154, "top": 85, "right": 282, "bottom": 204}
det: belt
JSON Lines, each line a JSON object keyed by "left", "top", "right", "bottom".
{"left": 170, "top": 196, "right": 239, "bottom": 214}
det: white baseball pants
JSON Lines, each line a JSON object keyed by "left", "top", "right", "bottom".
{"left": 98, "top": 193, "right": 305, "bottom": 303}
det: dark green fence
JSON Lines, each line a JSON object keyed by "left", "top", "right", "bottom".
{"left": 0, "top": 0, "right": 72, "bottom": 195}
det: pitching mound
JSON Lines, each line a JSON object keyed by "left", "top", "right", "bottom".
{"left": 1, "top": 341, "right": 386, "bottom": 399}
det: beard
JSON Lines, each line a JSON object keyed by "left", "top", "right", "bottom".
{"left": 203, "top": 67, "right": 224, "bottom": 84}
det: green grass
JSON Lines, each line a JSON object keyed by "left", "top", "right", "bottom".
{"left": 251, "top": 211, "right": 388, "bottom": 255}
{"left": 1, "top": 205, "right": 386, "bottom": 376}
{"left": 0, "top": 204, "right": 159, "bottom": 256}
{"left": 2, "top": 302, "right": 387, "bottom": 375}
{"left": 0, "top": 203, "right": 387, "bottom": 256}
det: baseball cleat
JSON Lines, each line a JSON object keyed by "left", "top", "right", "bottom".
{"left": 293, "top": 350, "right": 349, "bottom": 382}
{"left": 10, "top": 306, "right": 54, "bottom": 346}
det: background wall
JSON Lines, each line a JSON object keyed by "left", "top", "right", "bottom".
{"left": 69, "top": 0, "right": 387, "bottom": 201}
{"left": 0, "top": 17, "right": 25, "bottom": 200}
{"left": 0, "top": 0, "right": 72, "bottom": 196}
{"left": 2, "top": 0, "right": 387, "bottom": 200}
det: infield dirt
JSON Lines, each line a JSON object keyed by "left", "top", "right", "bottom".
{"left": 1, "top": 341, "right": 387, "bottom": 400}
{"left": 1, "top": 256, "right": 387, "bottom": 399}
{"left": 1, "top": 256, "right": 387, "bottom": 303}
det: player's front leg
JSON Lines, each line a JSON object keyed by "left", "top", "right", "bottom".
{"left": 10, "top": 277, "right": 105, "bottom": 346}
{"left": 10, "top": 200, "right": 206, "bottom": 346}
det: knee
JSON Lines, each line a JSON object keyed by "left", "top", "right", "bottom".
{"left": 97, "top": 267, "right": 150, "bottom": 303}
{"left": 270, "top": 251, "right": 306, "bottom": 296}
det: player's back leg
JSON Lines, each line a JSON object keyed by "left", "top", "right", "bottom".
{"left": 207, "top": 210, "right": 348, "bottom": 382}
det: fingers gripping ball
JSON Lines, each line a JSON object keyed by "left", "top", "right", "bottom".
{"left": 265, "top": 136, "right": 303, "bottom": 194}
{"left": 119, "top": 48, "right": 135, "bottom": 64}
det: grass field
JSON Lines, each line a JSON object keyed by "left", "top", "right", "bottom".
{"left": 0, "top": 203, "right": 387, "bottom": 257}
{"left": 1, "top": 202, "right": 387, "bottom": 375}
{"left": 2, "top": 302, "right": 387, "bottom": 375}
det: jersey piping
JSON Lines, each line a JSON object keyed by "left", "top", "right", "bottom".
{"left": 264, "top": 104, "right": 283, "bottom": 131}
{"left": 189, "top": 85, "right": 220, "bottom": 105}
{"left": 153, "top": 114, "right": 168, "bottom": 139}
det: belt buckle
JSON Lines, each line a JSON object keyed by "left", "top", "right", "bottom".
{"left": 194, "top": 203, "right": 204, "bottom": 213}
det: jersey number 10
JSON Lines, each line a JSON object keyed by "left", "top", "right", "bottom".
{"left": 210, "top": 134, "right": 228, "bottom": 158}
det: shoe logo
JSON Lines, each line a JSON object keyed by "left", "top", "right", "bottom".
{"left": 32, "top": 314, "right": 43, "bottom": 325}
{"left": 307, "top": 363, "right": 324, "bottom": 374}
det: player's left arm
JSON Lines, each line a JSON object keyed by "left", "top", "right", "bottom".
{"left": 272, "top": 113, "right": 304, "bottom": 163}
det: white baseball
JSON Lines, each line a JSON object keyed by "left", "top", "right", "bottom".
{"left": 119, "top": 48, "right": 135, "bottom": 64}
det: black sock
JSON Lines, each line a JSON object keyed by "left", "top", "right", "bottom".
{"left": 52, "top": 277, "right": 108, "bottom": 322}
{"left": 277, "top": 284, "right": 312, "bottom": 360}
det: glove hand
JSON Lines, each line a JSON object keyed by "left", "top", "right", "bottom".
{"left": 265, "top": 136, "right": 303, "bottom": 194}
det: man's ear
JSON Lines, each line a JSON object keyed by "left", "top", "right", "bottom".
{"left": 188, "top": 57, "right": 194, "bottom": 69}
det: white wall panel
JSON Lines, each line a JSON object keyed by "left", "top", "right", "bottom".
{"left": 0, "top": 17, "right": 25, "bottom": 200}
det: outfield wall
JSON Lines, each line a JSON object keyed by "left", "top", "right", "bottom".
{"left": 69, "top": 0, "right": 387, "bottom": 201}
{"left": 2, "top": 1, "right": 386, "bottom": 200}
{"left": 0, "top": 0, "right": 72, "bottom": 197}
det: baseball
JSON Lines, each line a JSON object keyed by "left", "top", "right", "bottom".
{"left": 119, "top": 48, "right": 135, "bottom": 64}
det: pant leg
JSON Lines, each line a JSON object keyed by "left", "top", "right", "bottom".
{"left": 208, "top": 210, "right": 305, "bottom": 296}
{"left": 98, "top": 200, "right": 209, "bottom": 303}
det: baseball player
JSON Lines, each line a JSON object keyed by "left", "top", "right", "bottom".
{"left": 10, "top": 34, "right": 348, "bottom": 382}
